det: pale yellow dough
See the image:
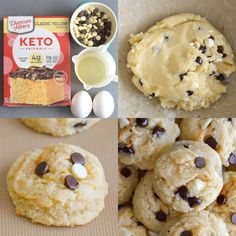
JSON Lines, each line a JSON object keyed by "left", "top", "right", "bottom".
{"left": 7, "top": 143, "right": 108, "bottom": 226}
{"left": 127, "top": 13, "right": 236, "bottom": 111}
{"left": 21, "top": 118, "right": 100, "bottom": 137}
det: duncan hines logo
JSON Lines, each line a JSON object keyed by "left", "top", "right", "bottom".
{"left": 8, "top": 16, "right": 34, "bottom": 34}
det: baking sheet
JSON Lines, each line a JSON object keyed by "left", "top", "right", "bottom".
{"left": 118, "top": 0, "right": 236, "bottom": 118}
{"left": 0, "top": 119, "right": 117, "bottom": 236}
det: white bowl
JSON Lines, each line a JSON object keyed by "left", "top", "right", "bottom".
{"left": 70, "top": 2, "right": 118, "bottom": 48}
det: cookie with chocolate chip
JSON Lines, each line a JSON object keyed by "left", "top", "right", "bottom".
{"left": 208, "top": 171, "right": 236, "bottom": 236}
{"left": 118, "top": 118, "right": 180, "bottom": 170}
{"left": 180, "top": 118, "right": 236, "bottom": 167}
{"left": 21, "top": 118, "right": 100, "bottom": 137}
{"left": 133, "top": 172, "right": 177, "bottom": 233}
{"left": 153, "top": 141, "right": 223, "bottom": 213}
{"left": 160, "top": 210, "right": 228, "bottom": 236}
{"left": 118, "top": 162, "right": 139, "bottom": 204}
{"left": 7, "top": 143, "right": 108, "bottom": 226}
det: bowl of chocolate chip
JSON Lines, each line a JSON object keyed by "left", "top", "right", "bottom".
{"left": 70, "top": 2, "right": 118, "bottom": 48}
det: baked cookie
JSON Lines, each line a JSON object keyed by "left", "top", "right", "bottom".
{"left": 7, "top": 143, "right": 108, "bottom": 226}
{"left": 153, "top": 141, "right": 223, "bottom": 213}
{"left": 119, "top": 206, "right": 148, "bottom": 236}
{"left": 118, "top": 118, "right": 180, "bottom": 170}
{"left": 21, "top": 118, "right": 100, "bottom": 137}
{"left": 127, "top": 13, "right": 236, "bottom": 111}
{"left": 133, "top": 172, "right": 175, "bottom": 233}
{"left": 160, "top": 210, "right": 228, "bottom": 236}
{"left": 118, "top": 162, "right": 139, "bottom": 205}
{"left": 180, "top": 118, "right": 236, "bottom": 167}
{"left": 208, "top": 171, "right": 236, "bottom": 236}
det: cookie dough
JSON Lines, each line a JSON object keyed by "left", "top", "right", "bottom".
{"left": 21, "top": 118, "right": 100, "bottom": 137}
{"left": 119, "top": 162, "right": 139, "bottom": 205}
{"left": 127, "top": 13, "right": 236, "bottom": 111}
{"left": 160, "top": 210, "right": 228, "bottom": 236}
{"left": 208, "top": 171, "right": 236, "bottom": 236}
{"left": 118, "top": 118, "right": 180, "bottom": 170}
{"left": 119, "top": 206, "right": 148, "bottom": 236}
{"left": 153, "top": 141, "right": 223, "bottom": 213}
{"left": 180, "top": 118, "right": 236, "bottom": 167}
{"left": 133, "top": 172, "right": 175, "bottom": 233}
{"left": 7, "top": 143, "right": 108, "bottom": 226}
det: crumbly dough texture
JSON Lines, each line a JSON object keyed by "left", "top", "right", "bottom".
{"left": 119, "top": 118, "right": 180, "bottom": 170}
{"left": 160, "top": 210, "right": 228, "bottom": 236}
{"left": 127, "top": 13, "right": 236, "bottom": 111}
{"left": 180, "top": 118, "right": 236, "bottom": 167}
{"left": 21, "top": 118, "right": 100, "bottom": 137}
{"left": 119, "top": 206, "right": 148, "bottom": 236}
{"left": 153, "top": 141, "right": 223, "bottom": 213}
{"left": 118, "top": 162, "right": 139, "bottom": 204}
{"left": 133, "top": 172, "right": 175, "bottom": 232}
{"left": 7, "top": 144, "right": 108, "bottom": 226}
{"left": 208, "top": 172, "right": 236, "bottom": 236}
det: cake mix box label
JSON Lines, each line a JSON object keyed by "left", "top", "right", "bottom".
{"left": 3, "top": 16, "right": 71, "bottom": 106}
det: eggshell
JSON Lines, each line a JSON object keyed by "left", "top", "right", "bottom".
{"left": 71, "top": 91, "right": 92, "bottom": 118}
{"left": 93, "top": 91, "right": 114, "bottom": 118}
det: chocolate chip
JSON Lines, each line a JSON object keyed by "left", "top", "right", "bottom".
{"left": 181, "top": 231, "right": 192, "bottom": 236}
{"left": 64, "top": 175, "right": 79, "bottom": 190}
{"left": 118, "top": 143, "right": 135, "bottom": 155}
{"left": 139, "top": 79, "right": 143, "bottom": 86}
{"left": 204, "top": 137, "right": 218, "bottom": 150}
{"left": 228, "top": 153, "right": 236, "bottom": 165}
{"left": 120, "top": 167, "right": 131, "bottom": 177}
{"left": 136, "top": 118, "right": 149, "bottom": 127}
{"left": 154, "top": 192, "right": 160, "bottom": 199}
{"left": 195, "top": 56, "right": 203, "bottom": 65}
{"left": 217, "top": 45, "right": 224, "bottom": 54}
{"left": 175, "top": 186, "right": 189, "bottom": 200}
{"left": 194, "top": 157, "right": 206, "bottom": 168}
{"left": 186, "top": 90, "right": 193, "bottom": 96}
{"left": 231, "top": 213, "right": 236, "bottom": 224}
{"left": 222, "top": 53, "right": 227, "bottom": 58}
{"left": 155, "top": 210, "right": 167, "bottom": 222}
{"left": 80, "top": 29, "right": 87, "bottom": 34}
{"left": 216, "top": 194, "right": 227, "bottom": 205}
{"left": 149, "top": 93, "right": 156, "bottom": 98}
{"left": 184, "top": 144, "right": 189, "bottom": 148}
{"left": 35, "top": 161, "right": 49, "bottom": 176}
{"left": 228, "top": 118, "right": 232, "bottom": 122}
{"left": 216, "top": 74, "right": 225, "bottom": 81}
{"left": 209, "top": 35, "right": 215, "bottom": 40}
{"left": 164, "top": 35, "right": 169, "bottom": 41}
{"left": 74, "top": 122, "right": 86, "bottom": 128}
{"left": 199, "top": 45, "right": 207, "bottom": 54}
{"left": 70, "top": 153, "right": 85, "bottom": 165}
{"left": 152, "top": 126, "right": 166, "bottom": 137}
{"left": 188, "top": 197, "right": 202, "bottom": 208}
{"left": 179, "top": 73, "right": 188, "bottom": 81}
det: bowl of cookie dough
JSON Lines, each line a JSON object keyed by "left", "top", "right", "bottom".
{"left": 119, "top": 0, "right": 236, "bottom": 118}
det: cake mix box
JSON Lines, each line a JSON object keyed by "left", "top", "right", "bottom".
{"left": 3, "top": 16, "right": 71, "bottom": 106}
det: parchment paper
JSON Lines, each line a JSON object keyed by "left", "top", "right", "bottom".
{"left": 0, "top": 119, "right": 117, "bottom": 236}
{"left": 119, "top": 0, "right": 236, "bottom": 118}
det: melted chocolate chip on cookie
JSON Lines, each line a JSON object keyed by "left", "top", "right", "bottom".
{"left": 136, "top": 118, "right": 148, "bottom": 127}
{"left": 152, "top": 126, "right": 166, "bottom": 137}
{"left": 118, "top": 143, "right": 135, "bottom": 155}
{"left": 65, "top": 175, "right": 79, "bottom": 190}
{"left": 35, "top": 161, "right": 49, "bottom": 176}
{"left": 175, "top": 186, "right": 189, "bottom": 200}
{"left": 228, "top": 153, "right": 236, "bottom": 165}
{"left": 74, "top": 122, "right": 86, "bottom": 128}
{"left": 120, "top": 167, "right": 131, "bottom": 177}
{"left": 70, "top": 153, "right": 85, "bottom": 165}
{"left": 231, "top": 213, "right": 236, "bottom": 224}
{"left": 194, "top": 157, "right": 206, "bottom": 168}
{"left": 155, "top": 210, "right": 167, "bottom": 222}
{"left": 216, "top": 194, "right": 227, "bottom": 205}
{"left": 188, "top": 197, "right": 202, "bottom": 208}
{"left": 204, "top": 136, "right": 218, "bottom": 150}
{"left": 181, "top": 231, "right": 192, "bottom": 236}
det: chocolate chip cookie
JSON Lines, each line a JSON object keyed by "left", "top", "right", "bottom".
{"left": 7, "top": 143, "right": 108, "bottom": 226}
{"left": 118, "top": 118, "right": 180, "bottom": 170}
{"left": 208, "top": 171, "right": 236, "bottom": 236}
{"left": 153, "top": 141, "right": 223, "bottom": 213}
{"left": 21, "top": 118, "right": 100, "bottom": 137}
{"left": 180, "top": 118, "right": 236, "bottom": 167}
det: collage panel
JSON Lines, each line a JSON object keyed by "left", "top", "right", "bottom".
{"left": 118, "top": 118, "right": 236, "bottom": 236}
{"left": 0, "top": 0, "right": 117, "bottom": 118}
{"left": 119, "top": 0, "right": 236, "bottom": 117}
{"left": 0, "top": 118, "right": 117, "bottom": 235}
